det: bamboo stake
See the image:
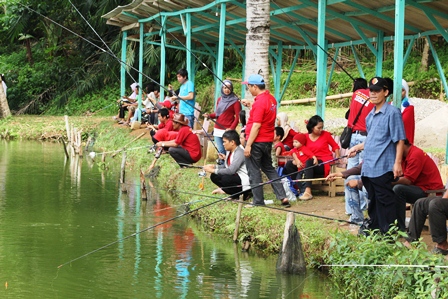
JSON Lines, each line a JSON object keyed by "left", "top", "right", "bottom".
{"left": 120, "top": 151, "right": 127, "bottom": 193}
{"left": 233, "top": 202, "right": 244, "bottom": 243}
{"left": 111, "top": 132, "right": 146, "bottom": 158}
{"left": 140, "top": 170, "right": 147, "bottom": 201}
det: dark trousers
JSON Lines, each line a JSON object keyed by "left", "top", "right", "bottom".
{"left": 393, "top": 184, "right": 427, "bottom": 231}
{"left": 245, "top": 142, "right": 286, "bottom": 205}
{"left": 303, "top": 159, "right": 325, "bottom": 188}
{"left": 362, "top": 172, "right": 400, "bottom": 233}
{"left": 119, "top": 104, "right": 127, "bottom": 119}
{"left": 210, "top": 173, "right": 246, "bottom": 199}
{"left": 168, "top": 147, "right": 194, "bottom": 165}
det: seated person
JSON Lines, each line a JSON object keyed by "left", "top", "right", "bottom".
{"left": 144, "top": 86, "right": 160, "bottom": 125}
{"left": 404, "top": 189, "right": 448, "bottom": 255}
{"left": 276, "top": 112, "right": 298, "bottom": 150}
{"left": 147, "top": 107, "right": 175, "bottom": 143}
{"left": 326, "top": 163, "right": 367, "bottom": 225}
{"left": 203, "top": 130, "right": 251, "bottom": 200}
{"left": 272, "top": 126, "right": 287, "bottom": 169}
{"left": 300, "top": 115, "right": 340, "bottom": 200}
{"left": 115, "top": 83, "right": 139, "bottom": 123}
{"left": 393, "top": 139, "right": 444, "bottom": 231}
{"left": 282, "top": 133, "right": 317, "bottom": 198}
{"left": 155, "top": 113, "right": 201, "bottom": 165}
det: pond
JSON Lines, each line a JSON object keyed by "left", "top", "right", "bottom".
{"left": 0, "top": 140, "right": 335, "bottom": 298}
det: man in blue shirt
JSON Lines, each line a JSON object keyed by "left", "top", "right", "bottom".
{"left": 171, "top": 69, "right": 195, "bottom": 128}
{"left": 348, "top": 77, "right": 406, "bottom": 234}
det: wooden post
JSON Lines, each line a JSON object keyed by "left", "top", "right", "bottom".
{"left": 120, "top": 151, "right": 127, "bottom": 193}
{"left": 140, "top": 170, "right": 147, "bottom": 201}
{"left": 276, "top": 212, "right": 306, "bottom": 274}
{"left": 233, "top": 201, "right": 244, "bottom": 242}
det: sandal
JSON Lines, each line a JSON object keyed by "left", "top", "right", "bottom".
{"left": 281, "top": 199, "right": 291, "bottom": 208}
{"left": 299, "top": 192, "right": 313, "bottom": 201}
{"left": 432, "top": 247, "right": 448, "bottom": 256}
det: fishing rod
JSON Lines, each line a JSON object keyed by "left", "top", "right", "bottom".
{"left": 271, "top": 0, "right": 355, "bottom": 82}
{"left": 57, "top": 196, "right": 226, "bottom": 268}
{"left": 320, "top": 264, "right": 448, "bottom": 269}
{"left": 155, "top": 187, "right": 357, "bottom": 225}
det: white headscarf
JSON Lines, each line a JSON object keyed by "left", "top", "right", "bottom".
{"left": 129, "top": 83, "right": 139, "bottom": 100}
{"left": 401, "top": 79, "right": 412, "bottom": 112}
{"left": 276, "top": 112, "right": 291, "bottom": 142}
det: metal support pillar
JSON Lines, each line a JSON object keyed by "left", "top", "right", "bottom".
{"left": 274, "top": 41, "right": 283, "bottom": 106}
{"left": 120, "top": 31, "right": 128, "bottom": 97}
{"left": 185, "top": 13, "right": 193, "bottom": 82}
{"left": 392, "top": 0, "right": 405, "bottom": 108}
{"left": 137, "top": 23, "right": 144, "bottom": 120}
{"left": 427, "top": 37, "right": 448, "bottom": 100}
{"left": 160, "top": 16, "right": 167, "bottom": 99}
{"left": 316, "top": 0, "right": 327, "bottom": 117}
{"left": 375, "top": 31, "right": 384, "bottom": 77}
{"left": 214, "top": 3, "right": 227, "bottom": 103}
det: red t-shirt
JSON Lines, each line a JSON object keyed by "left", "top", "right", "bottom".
{"left": 274, "top": 141, "right": 286, "bottom": 154}
{"left": 305, "top": 131, "right": 340, "bottom": 176}
{"left": 175, "top": 126, "right": 202, "bottom": 162}
{"left": 290, "top": 145, "right": 314, "bottom": 170}
{"left": 158, "top": 119, "right": 174, "bottom": 131}
{"left": 209, "top": 98, "right": 241, "bottom": 130}
{"left": 245, "top": 90, "right": 277, "bottom": 142}
{"left": 347, "top": 89, "right": 374, "bottom": 132}
{"left": 402, "top": 106, "right": 415, "bottom": 144}
{"left": 402, "top": 145, "right": 444, "bottom": 191}
{"left": 282, "top": 129, "right": 298, "bottom": 149}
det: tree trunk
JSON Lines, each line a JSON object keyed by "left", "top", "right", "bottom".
{"left": 0, "top": 79, "right": 11, "bottom": 118}
{"left": 421, "top": 37, "right": 429, "bottom": 72}
{"left": 25, "top": 39, "right": 34, "bottom": 66}
{"left": 245, "top": 0, "right": 270, "bottom": 100}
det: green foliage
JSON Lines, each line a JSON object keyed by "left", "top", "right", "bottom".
{"left": 325, "top": 228, "right": 448, "bottom": 298}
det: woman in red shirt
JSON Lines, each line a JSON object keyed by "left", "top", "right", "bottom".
{"left": 203, "top": 80, "right": 241, "bottom": 155}
{"left": 276, "top": 112, "right": 298, "bottom": 150}
{"left": 300, "top": 115, "right": 340, "bottom": 200}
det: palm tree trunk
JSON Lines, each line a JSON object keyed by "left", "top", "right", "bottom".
{"left": 245, "top": 0, "right": 270, "bottom": 100}
{"left": 0, "top": 79, "right": 11, "bottom": 118}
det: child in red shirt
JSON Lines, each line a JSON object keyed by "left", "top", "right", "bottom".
{"left": 282, "top": 133, "right": 317, "bottom": 197}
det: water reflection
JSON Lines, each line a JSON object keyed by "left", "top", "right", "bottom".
{"left": 0, "top": 141, "right": 334, "bottom": 298}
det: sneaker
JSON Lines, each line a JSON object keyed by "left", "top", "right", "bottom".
{"left": 432, "top": 247, "right": 448, "bottom": 256}
{"left": 264, "top": 200, "right": 274, "bottom": 205}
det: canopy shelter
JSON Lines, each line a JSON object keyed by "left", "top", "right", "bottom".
{"left": 103, "top": 0, "right": 448, "bottom": 117}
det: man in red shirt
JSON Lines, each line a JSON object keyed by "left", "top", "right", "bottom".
{"left": 241, "top": 74, "right": 290, "bottom": 207}
{"left": 147, "top": 108, "right": 175, "bottom": 144}
{"left": 393, "top": 139, "right": 444, "bottom": 230}
{"left": 155, "top": 113, "right": 201, "bottom": 165}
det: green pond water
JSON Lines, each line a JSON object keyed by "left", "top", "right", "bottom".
{"left": 0, "top": 140, "right": 335, "bottom": 298}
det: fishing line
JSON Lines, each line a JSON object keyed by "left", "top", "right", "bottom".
{"left": 320, "top": 264, "right": 448, "bottom": 269}
{"left": 57, "top": 196, "right": 228, "bottom": 268}
{"left": 88, "top": 145, "right": 150, "bottom": 158}
{"left": 194, "top": 115, "right": 220, "bottom": 153}
{"left": 271, "top": 0, "right": 355, "bottom": 81}
{"left": 67, "top": 0, "right": 137, "bottom": 83}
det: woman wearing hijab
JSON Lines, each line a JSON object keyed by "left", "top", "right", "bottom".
{"left": 401, "top": 79, "right": 415, "bottom": 144}
{"left": 276, "top": 112, "right": 297, "bottom": 150}
{"left": 203, "top": 80, "right": 241, "bottom": 154}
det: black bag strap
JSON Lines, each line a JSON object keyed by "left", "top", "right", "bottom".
{"left": 351, "top": 99, "right": 368, "bottom": 128}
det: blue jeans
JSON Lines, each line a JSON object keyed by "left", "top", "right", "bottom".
{"left": 185, "top": 115, "right": 194, "bottom": 129}
{"left": 345, "top": 132, "right": 367, "bottom": 215}
{"left": 245, "top": 142, "right": 286, "bottom": 205}
{"left": 214, "top": 136, "right": 225, "bottom": 155}
{"left": 345, "top": 175, "right": 366, "bottom": 224}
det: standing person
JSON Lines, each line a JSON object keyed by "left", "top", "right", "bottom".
{"left": 1, "top": 74, "right": 7, "bottom": 97}
{"left": 155, "top": 113, "right": 201, "bottom": 165}
{"left": 170, "top": 69, "right": 195, "bottom": 128}
{"left": 344, "top": 78, "right": 372, "bottom": 218}
{"left": 203, "top": 80, "right": 241, "bottom": 155}
{"left": 241, "top": 74, "right": 290, "bottom": 207}
{"left": 203, "top": 130, "right": 251, "bottom": 200}
{"left": 300, "top": 115, "right": 340, "bottom": 200}
{"left": 348, "top": 77, "right": 406, "bottom": 234}
{"left": 401, "top": 79, "right": 415, "bottom": 144}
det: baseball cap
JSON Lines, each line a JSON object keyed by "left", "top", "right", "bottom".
{"left": 242, "top": 74, "right": 265, "bottom": 85}
{"left": 368, "top": 77, "right": 389, "bottom": 91}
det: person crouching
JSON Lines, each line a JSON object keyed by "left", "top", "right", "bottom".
{"left": 203, "top": 130, "right": 252, "bottom": 201}
{"left": 155, "top": 113, "right": 202, "bottom": 165}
